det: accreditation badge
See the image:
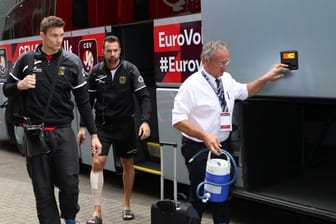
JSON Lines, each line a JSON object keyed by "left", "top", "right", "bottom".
{"left": 220, "top": 112, "right": 232, "bottom": 131}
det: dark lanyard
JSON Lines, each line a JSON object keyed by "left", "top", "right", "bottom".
{"left": 201, "top": 70, "right": 226, "bottom": 111}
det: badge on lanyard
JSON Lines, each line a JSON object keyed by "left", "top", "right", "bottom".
{"left": 220, "top": 112, "right": 232, "bottom": 131}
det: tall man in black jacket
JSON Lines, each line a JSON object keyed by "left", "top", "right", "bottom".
{"left": 3, "top": 16, "right": 102, "bottom": 224}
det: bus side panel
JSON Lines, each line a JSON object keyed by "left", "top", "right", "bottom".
{"left": 0, "top": 83, "right": 9, "bottom": 141}
{"left": 201, "top": 0, "right": 336, "bottom": 220}
{"left": 201, "top": 0, "right": 336, "bottom": 98}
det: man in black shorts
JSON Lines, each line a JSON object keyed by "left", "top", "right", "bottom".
{"left": 77, "top": 35, "right": 151, "bottom": 224}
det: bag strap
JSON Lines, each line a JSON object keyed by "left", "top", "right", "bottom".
{"left": 18, "top": 52, "right": 35, "bottom": 121}
{"left": 26, "top": 51, "right": 35, "bottom": 74}
{"left": 39, "top": 54, "right": 63, "bottom": 123}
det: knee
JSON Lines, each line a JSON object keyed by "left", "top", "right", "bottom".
{"left": 62, "top": 175, "right": 79, "bottom": 190}
{"left": 121, "top": 158, "right": 134, "bottom": 171}
{"left": 92, "top": 157, "right": 106, "bottom": 171}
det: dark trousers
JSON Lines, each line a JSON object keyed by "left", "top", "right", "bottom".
{"left": 26, "top": 127, "right": 80, "bottom": 224}
{"left": 181, "top": 136, "right": 231, "bottom": 224}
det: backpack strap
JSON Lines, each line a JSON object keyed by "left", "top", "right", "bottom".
{"left": 39, "top": 54, "right": 63, "bottom": 124}
{"left": 27, "top": 51, "right": 35, "bottom": 73}
{"left": 21, "top": 51, "right": 35, "bottom": 77}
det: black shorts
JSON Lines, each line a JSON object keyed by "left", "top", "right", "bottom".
{"left": 96, "top": 119, "right": 136, "bottom": 159}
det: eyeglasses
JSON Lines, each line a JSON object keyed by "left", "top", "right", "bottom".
{"left": 216, "top": 59, "right": 231, "bottom": 67}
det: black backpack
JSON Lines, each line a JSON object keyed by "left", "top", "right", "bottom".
{"left": 4, "top": 52, "right": 35, "bottom": 125}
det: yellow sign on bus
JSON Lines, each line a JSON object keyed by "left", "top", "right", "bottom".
{"left": 282, "top": 52, "right": 296, "bottom": 59}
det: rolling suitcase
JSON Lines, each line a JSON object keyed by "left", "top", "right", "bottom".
{"left": 151, "top": 142, "right": 200, "bottom": 224}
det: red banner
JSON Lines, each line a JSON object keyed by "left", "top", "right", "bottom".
{"left": 154, "top": 14, "right": 202, "bottom": 84}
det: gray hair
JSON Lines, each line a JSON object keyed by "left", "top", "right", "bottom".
{"left": 201, "top": 40, "right": 229, "bottom": 61}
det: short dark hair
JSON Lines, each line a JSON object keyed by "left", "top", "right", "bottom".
{"left": 103, "top": 35, "right": 120, "bottom": 49}
{"left": 40, "top": 16, "right": 65, "bottom": 33}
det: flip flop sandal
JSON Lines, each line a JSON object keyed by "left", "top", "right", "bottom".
{"left": 122, "top": 209, "right": 135, "bottom": 221}
{"left": 86, "top": 215, "right": 103, "bottom": 224}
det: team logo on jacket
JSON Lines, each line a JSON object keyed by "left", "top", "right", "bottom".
{"left": 0, "top": 49, "right": 8, "bottom": 78}
{"left": 119, "top": 75, "right": 126, "bottom": 84}
{"left": 58, "top": 66, "right": 65, "bottom": 76}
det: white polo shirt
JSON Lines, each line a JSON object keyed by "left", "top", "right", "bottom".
{"left": 172, "top": 69, "right": 248, "bottom": 142}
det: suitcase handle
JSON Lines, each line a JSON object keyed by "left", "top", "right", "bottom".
{"left": 159, "top": 142, "right": 178, "bottom": 205}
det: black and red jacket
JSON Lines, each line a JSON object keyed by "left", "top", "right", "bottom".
{"left": 3, "top": 44, "right": 97, "bottom": 134}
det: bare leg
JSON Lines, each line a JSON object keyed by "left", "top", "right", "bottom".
{"left": 89, "top": 156, "right": 107, "bottom": 219}
{"left": 120, "top": 157, "right": 135, "bottom": 210}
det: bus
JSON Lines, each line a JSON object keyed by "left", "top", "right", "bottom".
{"left": 0, "top": 0, "right": 201, "bottom": 177}
{"left": 0, "top": 0, "right": 335, "bottom": 222}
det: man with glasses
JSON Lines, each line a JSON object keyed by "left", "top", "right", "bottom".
{"left": 172, "top": 40, "right": 289, "bottom": 224}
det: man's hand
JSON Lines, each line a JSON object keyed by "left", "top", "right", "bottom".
{"left": 91, "top": 134, "right": 102, "bottom": 157}
{"left": 138, "top": 121, "right": 151, "bottom": 140}
{"left": 77, "top": 127, "right": 86, "bottom": 144}
{"left": 263, "top": 63, "right": 289, "bottom": 81}
{"left": 17, "top": 74, "right": 36, "bottom": 90}
{"left": 203, "top": 133, "right": 222, "bottom": 156}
